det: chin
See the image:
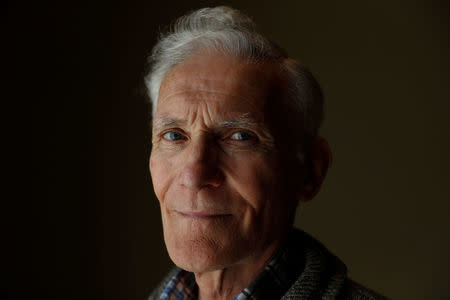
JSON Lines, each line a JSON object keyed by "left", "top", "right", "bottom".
{"left": 164, "top": 229, "right": 242, "bottom": 273}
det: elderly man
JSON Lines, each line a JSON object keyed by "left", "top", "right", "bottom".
{"left": 146, "top": 6, "right": 385, "bottom": 300}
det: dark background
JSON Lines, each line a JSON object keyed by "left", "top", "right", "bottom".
{"left": 6, "top": 0, "right": 449, "bottom": 299}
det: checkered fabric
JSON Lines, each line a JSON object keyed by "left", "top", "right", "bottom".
{"left": 159, "top": 268, "right": 197, "bottom": 300}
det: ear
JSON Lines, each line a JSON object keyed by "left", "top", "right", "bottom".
{"left": 298, "top": 136, "right": 332, "bottom": 202}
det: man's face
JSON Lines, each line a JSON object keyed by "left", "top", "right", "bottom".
{"left": 150, "top": 52, "right": 299, "bottom": 272}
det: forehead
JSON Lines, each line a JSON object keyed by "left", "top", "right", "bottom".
{"left": 156, "top": 53, "right": 282, "bottom": 120}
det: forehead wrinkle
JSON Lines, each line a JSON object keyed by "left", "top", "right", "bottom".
{"left": 158, "top": 88, "right": 257, "bottom": 106}
{"left": 160, "top": 64, "right": 268, "bottom": 105}
{"left": 157, "top": 90, "right": 264, "bottom": 129}
{"left": 156, "top": 85, "right": 265, "bottom": 123}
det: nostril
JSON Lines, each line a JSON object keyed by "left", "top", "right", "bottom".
{"left": 207, "top": 169, "right": 224, "bottom": 188}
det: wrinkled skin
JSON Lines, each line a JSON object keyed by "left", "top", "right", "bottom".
{"left": 149, "top": 52, "right": 330, "bottom": 299}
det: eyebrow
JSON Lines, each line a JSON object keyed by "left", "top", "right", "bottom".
{"left": 152, "top": 117, "right": 186, "bottom": 131}
{"left": 153, "top": 114, "right": 261, "bottom": 131}
{"left": 218, "top": 114, "right": 260, "bottom": 129}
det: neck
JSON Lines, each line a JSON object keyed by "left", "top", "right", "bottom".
{"left": 195, "top": 240, "right": 282, "bottom": 300}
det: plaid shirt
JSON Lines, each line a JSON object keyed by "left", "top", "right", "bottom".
{"left": 159, "top": 237, "right": 304, "bottom": 300}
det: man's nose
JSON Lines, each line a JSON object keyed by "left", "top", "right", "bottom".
{"left": 177, "top": 137, "right": 224, "bottom": 191}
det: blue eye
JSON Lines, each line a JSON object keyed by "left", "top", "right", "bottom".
{"left": 163, "top": 131, "right": 184, "bottom": 141}
{"left": 230, "top": 131, "right": 254, "bottom": 141}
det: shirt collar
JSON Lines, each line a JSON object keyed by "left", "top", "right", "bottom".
{"left": 159, "top": 268, "right": 197, "bottom": 300}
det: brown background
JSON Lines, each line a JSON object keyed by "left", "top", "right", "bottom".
{"left": 6, "top": 0, "right": 449, "bottom": 299}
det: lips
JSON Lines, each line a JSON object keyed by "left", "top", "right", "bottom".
{"left": 176, "top": 211, "right": 232, "bottom": 219}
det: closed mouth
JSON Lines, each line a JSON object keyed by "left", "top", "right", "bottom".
{"left": 176, "top": 211, "right": 232, "bottom": 219}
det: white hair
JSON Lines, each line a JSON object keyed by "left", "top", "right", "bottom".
{"left": 144, "top": 6, "right": 324, "bottom": 161}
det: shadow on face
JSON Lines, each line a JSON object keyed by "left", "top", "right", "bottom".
{"left": 149, "top": 51, "right": 320, "bottom": 272}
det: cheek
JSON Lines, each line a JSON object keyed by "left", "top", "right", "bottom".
{"left": 149, "top": 151, "right": 175, "bottom": 202}
{"left": 225, "top": 153, "right": 282, "bottom": 228}
{"left": 223, "top": 154, "right": 292, "bottom": 252}
{"left": 229, "top": 154, "right": 278, "bottom": 205}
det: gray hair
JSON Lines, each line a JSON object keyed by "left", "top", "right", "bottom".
{"left": 145, "top": 6, "right": 324, "bottom": 162}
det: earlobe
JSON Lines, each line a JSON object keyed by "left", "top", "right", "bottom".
{"left": 298, "top": 136, "right": 332, "bottom": 202}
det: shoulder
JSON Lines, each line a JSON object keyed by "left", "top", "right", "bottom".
{"left": 281, "top": 229, "right": 389, "bottom": 300}
{"left": 343, "top": 279, "right": 390, "bottom": 300}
